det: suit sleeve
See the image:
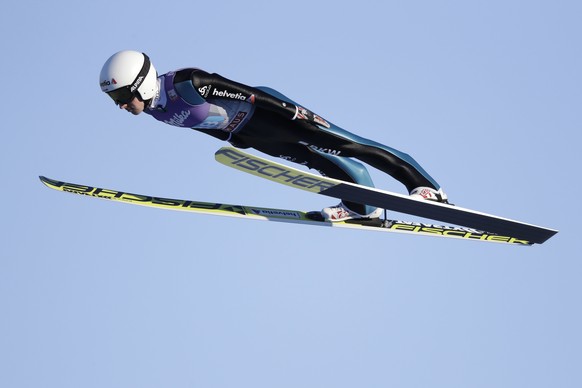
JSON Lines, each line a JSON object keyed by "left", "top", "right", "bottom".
{"left": 189, "top": 69, "right": 301, "bottom": 120}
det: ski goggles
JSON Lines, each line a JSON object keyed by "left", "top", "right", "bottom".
{"left": 107, "top": 86, "right": 136, "bottom": 106}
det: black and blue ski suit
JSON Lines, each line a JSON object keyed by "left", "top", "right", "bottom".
{"left": 145, "top": 68, "right": 441, "bottom": 215}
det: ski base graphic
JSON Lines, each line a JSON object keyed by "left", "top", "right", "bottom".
{"left": 40, "top": 176, "right": 534, "bottom": 245}
{"left": 214, "top": 147, "right": 557, "bottom": 244}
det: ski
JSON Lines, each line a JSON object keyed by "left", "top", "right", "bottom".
{"left": 39, "top": 176, "right": 533, "bottom": 245}
{"left": 214, "top": 147, "right": 558, "bottom": 244}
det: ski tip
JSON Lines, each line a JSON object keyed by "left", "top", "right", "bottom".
{"left": 39, "top": 176, "right": 51, "bottom": 184}
{"left": 39, "top": 176, "right": 58, "bottom": 189}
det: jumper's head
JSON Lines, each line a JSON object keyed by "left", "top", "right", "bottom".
{"left": 100, "top": 50, "right": 158, "bottom": 106}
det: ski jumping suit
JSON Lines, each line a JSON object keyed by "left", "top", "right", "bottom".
{"left": 145, "top": 68, "right": 441, "bottom": 215}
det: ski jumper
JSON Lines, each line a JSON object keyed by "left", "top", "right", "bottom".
{"left": 145, "top": 68, "right": 440, "bottom": 215}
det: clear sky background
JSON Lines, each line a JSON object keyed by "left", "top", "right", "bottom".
{"left": 1, "top": 0, "right": 580, "bottom": 387}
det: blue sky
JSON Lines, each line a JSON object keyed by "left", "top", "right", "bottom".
{"left": 1, "top": 0, "right": 580, "bottom": 387}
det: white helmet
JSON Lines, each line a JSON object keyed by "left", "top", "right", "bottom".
{"left": 100, "top": 50, "right": 158, "bottom": 104}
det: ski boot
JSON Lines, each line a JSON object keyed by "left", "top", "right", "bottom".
{"left": 409, "top": 187, "right": 450, "bottom": 204}
{"left": 321, "top": 202, "right": 383, "bottom": 222}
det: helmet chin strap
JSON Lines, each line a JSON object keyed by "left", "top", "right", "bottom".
{"left": 145, "top": 78, "right": 163, "bottom": 110}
